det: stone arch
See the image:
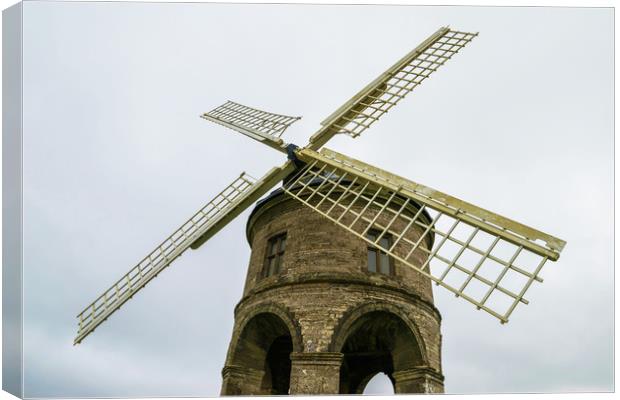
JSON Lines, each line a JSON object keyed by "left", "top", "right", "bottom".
{"left": 231, "top": 302, "right": 303, "bottom": 354}
{"left": 330, "top": 302, "right": 430, "bottom": 394}
{"left": 329, "top": 301, "right": 428, "bottom": 362}
{"left": 221, "top": 303, "right": 302, "bottom": 395}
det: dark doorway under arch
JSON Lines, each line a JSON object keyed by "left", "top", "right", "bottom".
{"left": 338, "top": 311, "right": 423, "bottom": 394}
{"left": 224, "top": 312, "right": 294, "bottom": 395}
{"left": 263, "top": 335, "right": 293, "bottom": 394}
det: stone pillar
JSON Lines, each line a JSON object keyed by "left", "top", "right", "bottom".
{"left": 392, "top": 366, "right": 445, "bottom": 394}
{"left": 221, "top": 365, "right": 265, "bottom": 396}
{"left": 289, "top": 352, "right": 344, "bottom": 394}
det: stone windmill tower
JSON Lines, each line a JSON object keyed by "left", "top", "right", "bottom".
{"left": 220, "top": 185, "right": 443, "bottom": 394}
{"left": 74, "top": 27, "right": 566, "bottom": 395}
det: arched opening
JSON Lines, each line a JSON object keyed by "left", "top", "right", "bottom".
{"left": 363, "top": 373, "right": 395, "bottom": 394}
{"left": 225, "top": 312, "right": 294, "bottom": 395}
{"left": 337, "top": 311, "right": 423, "bottom": 394}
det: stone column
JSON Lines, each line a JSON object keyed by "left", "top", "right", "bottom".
{"left": 392, "top": 366, "right": 444, "bottom": 394}
{"left": 289, "top": 352, "right": 344, "bottom": 394}
{"left": 220, "top": 365, "right": 265, "bottom": 395}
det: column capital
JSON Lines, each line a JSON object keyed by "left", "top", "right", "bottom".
{"left": 290, "top": 351, "right": 344, "bottom": 366}
{"left": 221, "top": 364, "right": 264, "bottom": 380}
{"left": 392, "top": 365, "right": 443, "bottom": 381}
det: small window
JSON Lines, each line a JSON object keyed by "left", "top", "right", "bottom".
{"left": 263, "top": 233, "right": 287, "bottom": 278}
{"left": 366, "top": 230, "right": 393, "bottom": 276}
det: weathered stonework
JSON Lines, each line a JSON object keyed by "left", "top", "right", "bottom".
{"left": 289, "top": 352, "right": 343, "bottom": 394}
{"left": 221, "top": 187, "right": 444, "bottom": 395}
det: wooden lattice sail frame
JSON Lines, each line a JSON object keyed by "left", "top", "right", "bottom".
{"left": 284, "top": 148, "right": 564, "bottom": 323}
{"left": 75, "top": 26, "right": 566, "bottom": 345}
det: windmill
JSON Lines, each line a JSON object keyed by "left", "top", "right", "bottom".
{"left": 74, "top": 26, "right": 566, "bottom": 346}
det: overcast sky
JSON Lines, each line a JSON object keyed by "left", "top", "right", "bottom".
{"left": 19, "top": 1, "right": 613, "bottom": 397}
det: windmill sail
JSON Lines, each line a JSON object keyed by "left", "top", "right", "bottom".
{"left": 74, "top": 163, "right": 295, "bottom": 344}
{"left": 310, "top": 27, "right": 477, "bottom": 149}
{"left": 201, "top": 100, "right": 301, "bottom": 153}
{"left": 75, "top": 24, "right": 566, "bottom": 347}
{"left": 284, "top": 148, "right": 565, "bottom": 323}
